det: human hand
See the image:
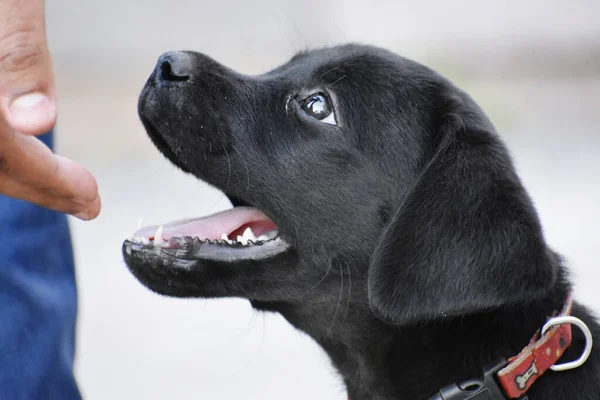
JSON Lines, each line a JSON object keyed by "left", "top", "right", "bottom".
{"left": 0, "top": 0, "right": 100, "bottom": 220}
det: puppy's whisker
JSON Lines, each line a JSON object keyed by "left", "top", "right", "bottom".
{"left": 206, "top": 192, "right": 227, "bottom": 210}
{"left": 319, "top": 66, "right": 340, "bottom": 79}
{"left": 147, "top": 161, "right": 164, "bottom": 176}
{"left": 231, "top": 145, "right": 250, "bottom": 194}
{"left": 330, "top": 263, "right": 344, "bottom": 330}
{"left": 202, "top": 166, "right": 229, "bottom": 210}
{"left": 301, "top": 264, "right": 333, "bottom": 297}
{"left": 276, "top": 11, "right": 299, "bottom": 54}
{"left": 227, "top": 312, "right": 257, "bottom": 344}
{"left": 343, "top": 261, "right": 351, "bottom": 322}
{"left": 289, "top": 20, "right": 308, "bottom": 52}
{"left": 202, "top": 146, "right": 231, "bottom": 209}
{"left": 333, "top": 21, "right": 348, "bottom": 42}
{"left": 223, "top": 146, "right": 232, "bottom": 193}
{"left": 330, "top": 75, "right": 347, "bottom": 87}
{"left": 231, "top": 314, "right": 266, "bottom": 377}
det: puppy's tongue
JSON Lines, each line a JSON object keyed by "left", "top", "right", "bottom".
{"left": 133, "top": 207, "right": 277, "bottom": 241}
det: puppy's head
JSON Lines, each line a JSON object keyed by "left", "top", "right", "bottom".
{"left": 124, "top": 44, "right": 557, "bottom": 324}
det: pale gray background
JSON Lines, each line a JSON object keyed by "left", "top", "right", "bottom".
{"left": 44, "top": 1, "right": 599, "bottom": 399}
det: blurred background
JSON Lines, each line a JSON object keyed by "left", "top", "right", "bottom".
{"left": 45, "top": 1, "right": 599, "bottom": 399}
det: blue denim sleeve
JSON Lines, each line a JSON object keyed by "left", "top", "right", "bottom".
{"left": 0, "top": 131, "right": 81, "bottom": 400}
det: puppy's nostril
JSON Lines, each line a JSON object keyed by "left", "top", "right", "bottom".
{"left": 157, "top": 51, "right": 192, "bottom": 82}
{"left": 160, "top": 61, "right": 188, "bottom": 82}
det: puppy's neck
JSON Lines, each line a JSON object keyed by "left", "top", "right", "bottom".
{"left": 302, "top": 284, "right": 574, "bottom": 399}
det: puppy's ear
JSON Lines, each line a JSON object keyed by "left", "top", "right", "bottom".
{"left": 368, "top": 91, "right": 557, "bottom": 325}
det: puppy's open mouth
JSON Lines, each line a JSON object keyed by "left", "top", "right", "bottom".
{"left": 123, "top": 204, "right": 291, "bottom": 264}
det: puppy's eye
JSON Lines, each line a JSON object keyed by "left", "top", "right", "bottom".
{"left": 300, "top": 93, "right": 337, "bottom": 125}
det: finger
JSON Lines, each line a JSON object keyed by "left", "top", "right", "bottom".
{"left": 0, "top": 173, "right": 100, "bottom": 220}
{"left": 0, "top": 0, "right": 56, "bottom": 135}
{"left": 0, "top": 115, "right": 101, "bottom": 219}
{"left": 2, "top": 123, "right": 99, "bottom": 203}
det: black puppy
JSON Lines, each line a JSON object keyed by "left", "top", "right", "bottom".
{"left": 123, "top": 44, "right": 600, "bottom": 399}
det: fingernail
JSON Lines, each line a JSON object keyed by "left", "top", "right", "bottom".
{"left": 9, "top": 92, "right": 56, "bottom": 133}
{"left": 12, "top": 92, "right": 47, "bottom": 108}
{"left": 74, "top": 211, "right": 90, "bottom": 221}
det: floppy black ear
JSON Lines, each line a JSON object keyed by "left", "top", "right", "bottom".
{"left": 368, "top": 91, "right": 557, "bottom": 325}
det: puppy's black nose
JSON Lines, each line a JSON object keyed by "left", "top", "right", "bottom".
{"left": 157, "top": 51, "right": 192, "bottom": 81}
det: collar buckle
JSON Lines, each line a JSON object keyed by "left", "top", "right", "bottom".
{"left": 428, "top": 359, "right": 515, "bottom": 400}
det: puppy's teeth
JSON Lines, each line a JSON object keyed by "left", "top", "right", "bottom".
{"left": 242, "top": 227, "right": 257, "bottom": 241}
{"left": 154, "top": 226, "right": 165, "bottom": 246}
{"left": 258, "top": 229, "right": 279, "bottom": 241}
{"left": 221, "top": 234, "right": 235, "bottom": 245}
{"left": 141, "top": 237, "right": 151, "bottom": 245}
{"left": 237, "top": 235, "right": 247, "bottom": 245}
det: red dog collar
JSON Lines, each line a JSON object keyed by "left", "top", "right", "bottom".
{"left": 496, "top": 296, "right": 574, "bottom": 398}
{"left": 356, "top": 296, "right": 593, "bottom": 400}
{"left": 426, "top": 295, "right": 594, "bottom": 400}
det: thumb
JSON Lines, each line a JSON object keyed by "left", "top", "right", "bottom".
{"left": 0, "top": 0, "right": 56, "bottom": 135}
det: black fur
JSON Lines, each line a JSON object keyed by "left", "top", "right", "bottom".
{"left": 124, "top": 44, "right": 600, "bottom": 399}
